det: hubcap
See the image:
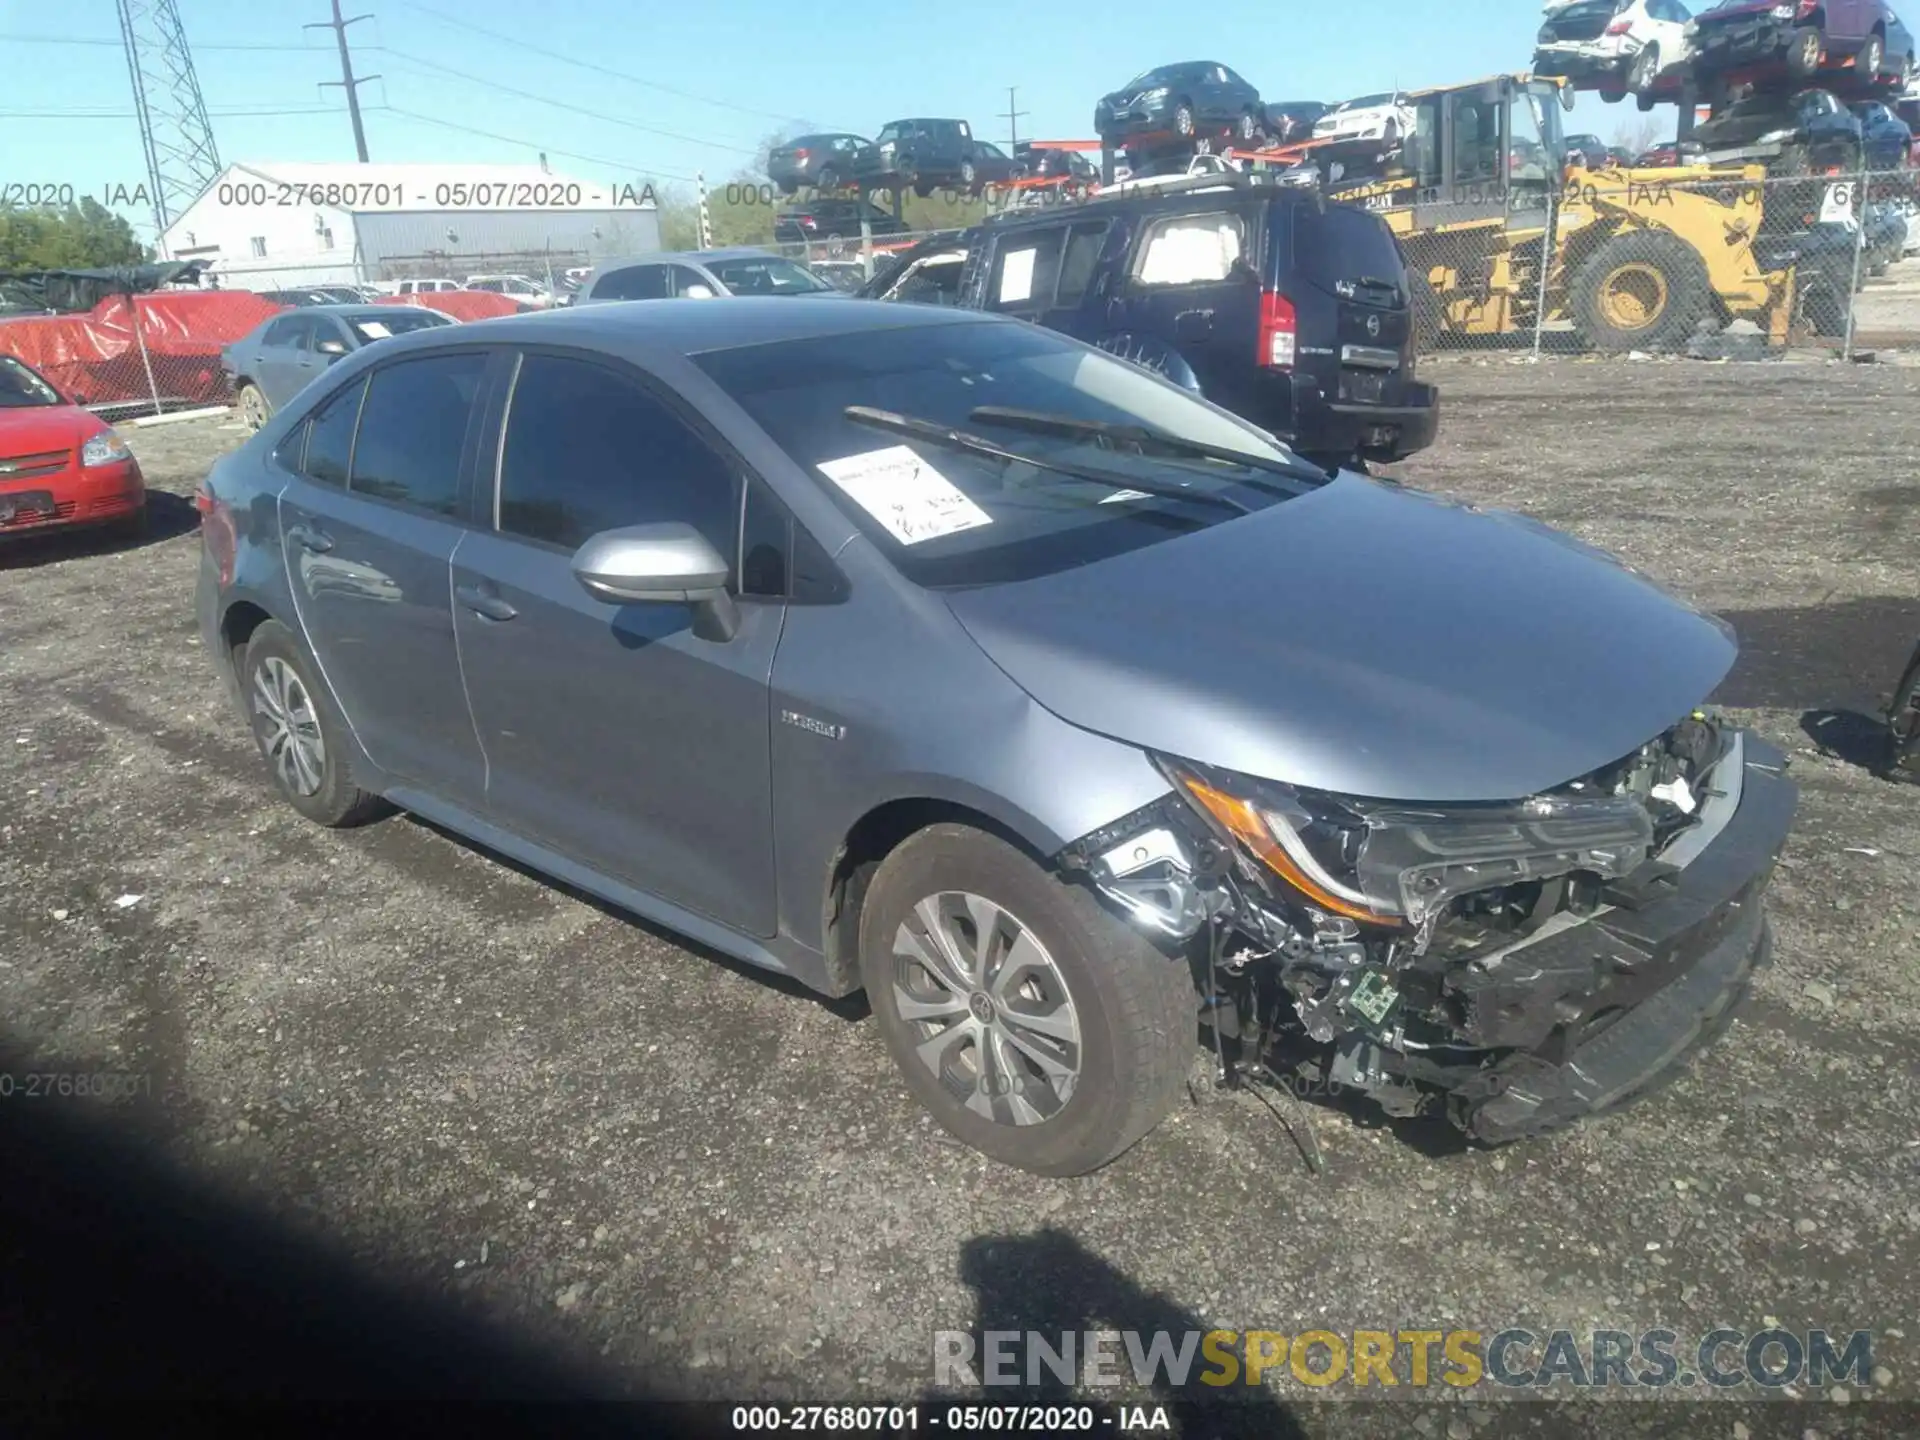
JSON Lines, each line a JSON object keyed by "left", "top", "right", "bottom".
{"left": 251, "top": 656, "right": 326, "bottom": 797}
{"left": 1599, "top": 263, "right": 1669, "bottom": 330}
{"left": 891, "top": 891, "right": 1082, "bottom": 1128}
{"left": 241, "top": 388, "right": 266, "bottom": 429}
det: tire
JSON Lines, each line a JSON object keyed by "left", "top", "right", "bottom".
{"left": 237, "top": 381, "right": 269, "bottom": 431}
{"left": 815, "top": 166, "right": 839, "bottom": 193}
{"left": 1886, "top": 642, "right": 1920, "bottom": 775}
{"left": 1172, "top": 102, "right": 1196, "bottom": 138}
{"left": 1457, "top": 908, "right": 1771, "bottom": 1145}
{"left": 1236, "top": 109, "right": 1260, "bottom": 144}
{"left": 1858, "top": 32, "right": 1885, "bottom": 81}
{"left": 858, "top": 824, "right": 1195, "bottom": 1177}
{"left": 959, "top": 160, "right": 977, "bottom": 193}
{"left": 1603, "top": 89, "right": 1624, "bottom": 105}
{"left": 1628, "top": 43, "right": 1661, "bottom": 95}
{"left": 1799, "top": 262, "right": 1851, "bottom": 335}
{"left": 1570, "top": 231, "right": 1712, "bottom": 352}
{"left": 1636, "top": 88, "right": 1658, "bottom": 113}
{"left": 236, "top": 620, "right": 389, "bottom": 829}
{"left": 912, "top": 179, "right": 933, "bottom": 199}
{"left": 1786, "top": 24, "right": 1824, "bottom": 80}
{"left": 1382, "top": 118, "right": 1399, "bottom": 145}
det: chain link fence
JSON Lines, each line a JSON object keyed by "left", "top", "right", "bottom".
{"left": 1400, "top": 168, "right": 1919, "bottom": 361}
{"left": 3, "top": 172, "right": 1914, "bottom": 423}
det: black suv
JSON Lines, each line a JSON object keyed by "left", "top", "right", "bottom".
{"left": 767, "top": 133, "right": 869, "bottom": 195}
{"left": 952, "top": 176, "right": 1438, "bottom": 469}
{"left": 853, "top": 119, "right": 988, "bottom": 195}
{"left": 1096, "top": 62, "right": 1267, "bottom": 149}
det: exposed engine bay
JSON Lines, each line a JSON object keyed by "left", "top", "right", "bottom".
{"left": 1057, "top": 710, "right": 1761, "bottom": 1144}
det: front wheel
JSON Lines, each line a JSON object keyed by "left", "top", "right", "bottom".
{"left": 1571, "top": 231, "right": 1712, "bottom": 352}
{"left": 1786, "top": 24, "right": 1825, "bottom": 79}
{"left": 1887, "top": 643, "right": 1920, "bottom": 775}
{"left": 1172, "top": 102, "right": 1196, "bottom": 138}
{"left": 858, "top": 825, "right": 1196, "bottom": 1176}
{"left": 1857, "top": 32, "right": 1885, "bottom": 80}
{"left": 1627, "top": 43, "right": 1661, "bottom": 95}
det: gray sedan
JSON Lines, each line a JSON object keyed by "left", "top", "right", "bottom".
{"left": 195, "top": 299, "right": 1795, "bottom": 1176}
{"left": 222, "top": 303, "right": 454, "bottom": 429}
{"left": 573, "top": 248, "right": 844, "bottom": 304}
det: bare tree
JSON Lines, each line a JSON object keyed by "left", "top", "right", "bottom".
{"left": 1611, "top": 114, "right": 1667, "bottom": 157}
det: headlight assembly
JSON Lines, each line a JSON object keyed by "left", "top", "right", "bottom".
{"left": 1160, "top": 759, "right": 1657, "bottom": 930}
{"left": 81, "top": 429, "right": 134, "bottom": 467}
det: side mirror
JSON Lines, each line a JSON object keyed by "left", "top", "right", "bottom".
{"left": 571, "top": 522, "right": 739, "bottom": 641}
{"left": 681, "top": 283, "right": 717, "bottom": 299}
{"left": 315, "top": 337, "right": 349, "bottom": 357}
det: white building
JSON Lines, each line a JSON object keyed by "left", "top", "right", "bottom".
{"left": 161, "top": 161, "right": 662, "bottom": 292}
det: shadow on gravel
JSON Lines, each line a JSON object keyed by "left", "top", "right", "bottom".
{"left": 0, "top": 490, "right": 199, "bottom": 570}
{"left": 0, "top": 1045, "right": 691, "bottom": 1431}
{"left": 1799, "top": 708, "right": 1897, "bottom": 775}
{"left": 1715, "top": 597, "right": 1920, "bottom": 714}
{"left": 928, "top": 1228, "right": 1306, "bottom": 1439}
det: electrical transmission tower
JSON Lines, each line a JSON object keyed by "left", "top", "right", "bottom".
{"left": 117, "top": 0, "right": 223, "bottom": 248}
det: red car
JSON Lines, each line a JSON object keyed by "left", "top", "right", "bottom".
{"left": 0, "top": 355, "right": 147, "bottom": 542}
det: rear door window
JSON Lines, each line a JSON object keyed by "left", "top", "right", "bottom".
{"left": 1131, "top": 212, "right": 1246, "bottom": 287}
{"left": 595, "top": 265, "right": 669, "bottom": 300}
{"left": 987, "top": 228, "right": 1066, "bottom": 313}
{"left": 300, "top": 376, "right": 366, "bottom": 488}
{"left": 348, "top": 353, "right": 487, "bottom": 516}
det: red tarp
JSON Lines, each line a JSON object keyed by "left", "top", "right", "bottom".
{"left": 0, "top": 289, "right": 524, "bottom": 407}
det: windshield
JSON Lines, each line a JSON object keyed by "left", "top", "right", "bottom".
{"left": 345, "top": 310, "right": 449, "bottom": 344}
{"left": 693, "top": 320, "right": 1314, "bottom": 588}
{"left": 1341, "top": 93, "right": 1397, "bottom": 110}
{"left": 706, "top": 256, "right": 833, "bottom": 294}
{"left": 0, "top": 356, "right": 62, "bottom": 408}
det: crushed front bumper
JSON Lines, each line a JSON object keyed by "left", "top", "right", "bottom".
{"left": 1531, "top": 44, "right": 1634, "bottom": 82}
{"left": 1442, "top": 732, "right": 1797, "bottom": 1139}
{"left": 1691, "top": 17, "right": 1798, "bottom": 69}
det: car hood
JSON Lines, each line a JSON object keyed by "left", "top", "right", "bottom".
{"left": 1694, "top": 1, "right": 1778, "bottom": 21}
{"left": 0, "top": 404, "right": 99, "bottom": 456}
{"left": 942, "top": 475, "right": 1737, "bottom": 803}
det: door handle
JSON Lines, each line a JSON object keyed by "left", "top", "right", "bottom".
{"left": 455, "top": 583, "right": 518, "bottom": 622}
{"left": 285, "top": 523, "right": 334, "bottom": 554}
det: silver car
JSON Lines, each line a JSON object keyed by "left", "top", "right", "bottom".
{"left": 574, "top": 248, "right": 844, "bottom": 304}
{"left": 222, "top": 304, "right": 454, "bottom": 430}
{"left": 195, "top": 299, "right": 1796, "bottom": 1176}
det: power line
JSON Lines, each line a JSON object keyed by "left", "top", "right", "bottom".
{"left": 0, "top": 31, "right": 336, "bottom": 51}
{"left": 386, "top": 0, "right": 805, "bottom": 125}
{"left": 0, "top": 106, "right": 348, "bottom": 118}
{"left": 377, "top": 49, "right": 762, "bottom": 157}
{"left": 379, "top": 105, "right": 700, "bottom": 183}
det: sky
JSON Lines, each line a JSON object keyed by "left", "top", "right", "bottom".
{"left": 5, "top": 0, "right": 1674, "bottom": 240}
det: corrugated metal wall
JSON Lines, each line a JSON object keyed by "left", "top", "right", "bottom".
{"left": 352, "top": 209, "right": 662, "bottom": 283}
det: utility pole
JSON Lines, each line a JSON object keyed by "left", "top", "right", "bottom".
{"left": 1003, "top": 86, "right": 1029, "bottom": 154}
{"left": 306, "top": 0, "right": 380, "bottom": 162}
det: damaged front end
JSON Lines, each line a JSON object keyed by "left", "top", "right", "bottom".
{"left": 1057, "top": 710, "right": 1799, "bottom": 1144}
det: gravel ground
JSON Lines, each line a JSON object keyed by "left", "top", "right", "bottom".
{"left": 1, "top": 361, "right": 1917, "bottom": 1436}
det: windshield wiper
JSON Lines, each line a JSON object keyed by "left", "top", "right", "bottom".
{"left": 842, "top": 406, "right": 1253, "bottom": 515}
{"left": 965, "top": 405, "right": 1327, "bottom": 492}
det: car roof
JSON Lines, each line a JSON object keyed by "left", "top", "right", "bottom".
{"left": 283, "top": 303, "right": 443, "bottom": 321}
{"left": 375, "top": 295, "right": 996, "bottom": 359}
{"left": 594, "top": 248, "right": 783, "bottom": 269}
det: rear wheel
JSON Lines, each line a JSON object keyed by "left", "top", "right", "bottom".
{"left": 1858, "top": 32, "right": 1885, "bottom": 80}
{"left": 1786, "top": 24, "right": 1825, "bottom": 80}
{"left": 858, "top": 825, "right": 1195, "bottom": 1176}
{"left": 815, "top": 166, "right": 839, "bottom": 193}
{"left": 1172, "top": 102, "right": 1196, "bottom": 137}
{"left": 237, "top": 620, "right": 389, "bottom": 829}
{"left": 237, "top": 381, "right": 269, "bottom": 431}
{"left": 1571, "top": 231, "right": 1711, "bottom": 352}
{"left": 1236, "top": 109, "right": 1261, "bottom": 144}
